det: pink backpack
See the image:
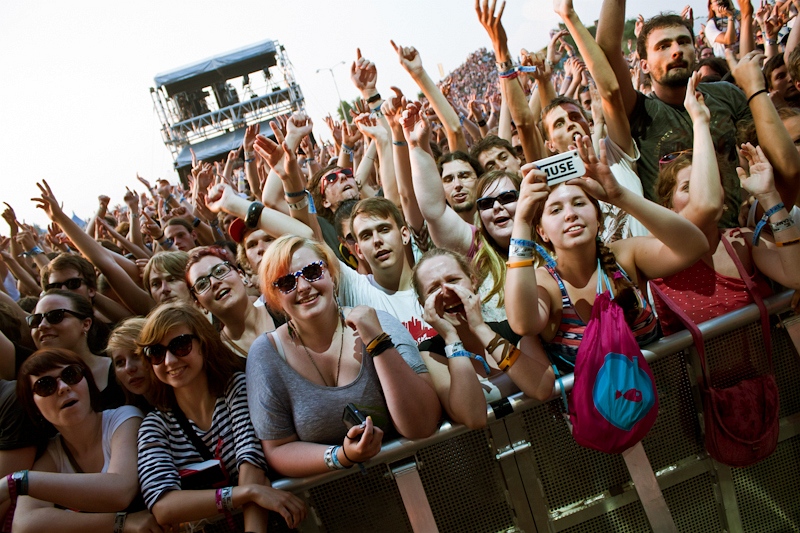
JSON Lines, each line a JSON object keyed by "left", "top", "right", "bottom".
{"left": 566, "top": 265, "right": 659, "bottom": 454}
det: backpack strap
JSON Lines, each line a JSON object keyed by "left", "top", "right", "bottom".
{"left": 720, "top": 234, "right": 773, "bottom": 371}
{"left": 596, "top": 259, "right": 615, "bottom": 299}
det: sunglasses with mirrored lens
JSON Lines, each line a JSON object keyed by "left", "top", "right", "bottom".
{"left": 344, "top": 233, "right": 356, "bottom": 246}
{"left": 143, "top": 334, "right": 197, "bottom": 366}
{"left": 191, "top": 262, "right": 234, "bottom": 294}
{"left": 476, "top": 190, "right": 519, "bottom": 211}
{"left": 26, "top": 309, "right": 88, "bottom": 329}
{"left": 44, "top": 278, "right": 85, "bottom": 292}
{"left": 33, "top": 364, "right": 85, "bottom": 397}
{"left": 659, "top": 149, "right": 693, "bottom": 166}
{"left": 320, "top": 168, "right": 354, "bottom": 195}
{"left": 273, "top": 260, "right": 325, "bottom": 294}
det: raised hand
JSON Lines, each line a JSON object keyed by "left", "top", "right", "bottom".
{"left": 136, "top": 173, "right": 153, "bottom": 192}
{"left": 518, "top": 163, "right": 551, "bottom": 223}
{"left": 569, "top": 136, "right": 623, "bottom": 203}
{"left": 345, "top": 305, "right": 383, "bottom": 344}
{"left": 124, "top": 187, "right": 140, "bottom": 214}
{"left": 684, "top": 72, "right": 710, "bottom": 124}
{"left": 727, "top": 50, "right": 767, "bottom": 98}
{"left": 354, "top": 113, "right": 389, "bottom": 142}
{"left": 324, "top": 115, "right": 343, "bottom": 146}
{"left": 634, "top": 14, "right": 645, "bottom": 38}
{"left": 204, "top": 182, "right": 236, "bottom": 214}
{"left": 341, "top": 121, "right": 361, "bottom": 148}
{"left": 681, "top": 4, "right": 694, "bottom": 20}
{"left": 390, "top": 40, "right": 424, "bottom": 76}
{"left": 400, "top": 101, "right": 431, "bottom": 147}
{"left": 244, "top": 123, "right": 260, "bottom": 153}
{"left": 1, "top": 203, "right": 17, "bottom": 232}
{"left": 285, "top": 112, "right": 314, "bottom": 149}
{"left": 350, "top": 48, "right": 378, "bottom": 94}
{"left": 253, "top": 134, "right": 286, "bottom": 174}
{"left": 32, "top": 180, "right": 66, "bottom": 220}
{"left": 476, "top": 0, "right": 509, "bottom": 57}
{"left": 737, "top": 143, "right": 776, "bottom": 198}
{"left": 381, "top": 87, "right": 407, "bottom": 132}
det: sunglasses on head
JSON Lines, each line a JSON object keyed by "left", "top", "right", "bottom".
{"left": 44, "top": 277, "right": 85, "bottom": 292}
{"left": 320, "top": 168, "right": 354, "bottom": 195}
{"left": 33, "top": 364, "right": 84, "bottom": 397}
{"left": 143, "top": 333, "right": 197, "bottom": 366}
{"left": 659, "top": 149, "right": 693, "bottom": 166}
{"left": 273, "top": 260, "right": 325, "bottom": 294}
{"left": 476, "top": 190, "right": 519, "bottom": 211}
{"left": 191, "top": 262, "right": 234, "bottom": 294}
{"left": 343, "top": 233, "right": 356, "bottom": 246}
{"left": 27, "top": 309, "right": 88, "bottom": 329}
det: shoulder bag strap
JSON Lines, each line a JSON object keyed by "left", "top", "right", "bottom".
{"left": 59, "top": 435, "right": 85, "bottom": 473}
{"left": 172, "top": 405, "right": 214, "bottom": 462}
{"left": 649, "top": 281, "right": 710, "bottom": 382}
{"left": 720, "top": 235, "right": 773, "bottom": 370}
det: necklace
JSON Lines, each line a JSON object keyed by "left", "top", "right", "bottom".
{"left": 220, "top": 329, "right": 248, "bottom": 357}
{"left": 291, "top": 320, "right": 344, "bottom": 387}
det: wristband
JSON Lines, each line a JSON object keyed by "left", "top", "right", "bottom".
{"left": 444, "top": 341, "right": 465, "bottom": 358}
{"left": 510, "top": 238, "right": 537, "bottom": 248}
{"left": 244, "top": 151, "right": 255, "bottom": 159}
{"left": 451, "top": 350, "right": 492, "bottom": 376}
{"left": 342, "top": 144, "right": 354, "bottom": 154}
{"left": 244, "top": 157, "right": 255, "bottom": 163}
{"left": 753, "top": 202, "right": 785, "bottom": 245}
{"left": 770, "top": 217, "right": 795, "bottom": 233}
{"left": 209, "top": 218, "right": 219, "bottom": 227}
{"left": 3, "top": 474, "right": 16, "bottom": 532}
{"left": 370, "top": 108, "right": 383, "bottom": 118}
{"left": 392, "top": 140, "right": 408, "bottom": 147}
{"left": 477, "top": 119, "right": 487, "bottom": 127}
{"left": 288, "top": 196, "right": 310, "bottom": 211}
{"left": 285, "top": 189, "right": 307, "bottom": 198}
{"left": 21, "top": 246, "right": 44, "bottom": 257}
{"left": 215, "top": 488, "right": 225, "bottom": 513}
{"left": 768, "top": 38, "right": 778, "bottom": 45}
{"left": 509, "top": 245, "right": 535, "bottom": 258}
{"left": 499, "top": 345, "right": 522, "bottom": 372}
{"left": 221, "top": 486, "right": 234, "bottom": 511}
{"left": 747, "top": 88, "right": 768, "bottom": 105}
{"left": 324, "top": 445, "right": 339, "bottom": 470}
{"left": 192, "top": 217, "right": 201, "bottom": 228}
{"left": 506, "top": 259, "right": 536, "bottom": 268}
{"left": 245, "top": 201, "right": 265, "bottom": 229}
{"left": 114, "top": 512, "right": 127, "bottom": 533}
{"left": 776, "top": 236, "right": 800, "bottom": 247}
{"left": 330, "top": 446, "right": 350, "bottom": 469}
{"left": 367, "top": 93, "right": 382, "bottom": 104}
{"left": 496, "top": 59, "right": 514, "bottom": 71}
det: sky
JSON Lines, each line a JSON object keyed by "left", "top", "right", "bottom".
{"left": 0, "top": 0, "right": 706, "bottom": 228}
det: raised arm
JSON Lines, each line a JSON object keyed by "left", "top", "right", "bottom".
{"left": 729, "top": 50, "right": 800, "bottom": 208}
{"left": 32, "top": 180, "right": 153, "bottom": 316}
{"left": 595, "top": 0, "right": 639, "bottom": 116}
{"left": 476, "top": 0, "right": 547, "bottom": 162}
{"left": 573, "top": 137, "right": 709, "bottom": 280}
{"left": 391, "top": 41, "right": 468, "bottom": 153}
{"left": 555, "top": 0, "right": 634, "bottom": 156}
{"left": 402, "top": 103, "right": 475, "bottom": 255}
{"left": 355, "top": 113, "right": 400, "bottom": 207}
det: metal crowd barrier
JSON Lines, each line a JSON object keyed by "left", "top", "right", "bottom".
{"left": 262, "top": 291, "right": 800, "bottom": 533}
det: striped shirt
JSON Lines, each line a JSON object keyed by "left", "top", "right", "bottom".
{"left": 543, "top": 264, "right": 658, "bottom": 376}
{"left": 137, "top": 372, "right": 267, "bottom": 510}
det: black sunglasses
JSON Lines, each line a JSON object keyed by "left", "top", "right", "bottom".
{"left": 27, "top": 309, "right": 88, "bottom": 329}
{"left": 272, "top": 260, "right": 325, "bottom": 294}
{"left": 476, "top": 189, "right": 519, "bottom": 211}
{"left": 191, "top": 262, "right": 234, "bottom": 294}
{"left": 33, "top": 364, "right": 84, "bottom": 397}
{"left": 143, "top": 334, "right": 197, "bottom": 366}
{"left": 44, "top": 277, "right": 85, "bottom": 292}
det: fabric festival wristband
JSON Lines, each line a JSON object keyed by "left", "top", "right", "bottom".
{"left": 518, "top": 66, "right": 538, "bottom": 74}
{"left": 288, "top": 196, "right": 309, "bottom": 211}
{"left": 392, "top": 141, "right": 408, "bottom": 147}
{"left": 753, "top": 202, "right": 785, "bottom": 245}
{"left": 510, "top": 238, "right": 537, "bottom": 248}
{"left": 285, "top": 189, "right": 307, "bottom": 198}
{"left": 114, "top": 512, "right": 127, "bottom": 533}
{"left": 451, "top": 350, "right": 492, "bottom": 376}
{"left": 215, "top": 488, "right": 225, "bottom": 513}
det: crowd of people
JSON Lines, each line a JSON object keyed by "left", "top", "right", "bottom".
{"left": 2, "top": 0, "right": 800, "bottom": 531}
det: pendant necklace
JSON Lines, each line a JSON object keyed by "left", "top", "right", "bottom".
{"left": 292, "top": 320, "right": 344, "bottom": 387}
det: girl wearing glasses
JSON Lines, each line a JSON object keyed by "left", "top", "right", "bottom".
{"left": 185, "top": 247, "right": 284, "bottom": 358}
{"left": 8, "top": 348, "right": 161, "bottom": 532}
{"left": 248, "top": 235, "right": 440, "bottom": 477}
{"left": 504, "top": 133, "right": 708, "bottom": 376}
{"left": 652, "top": 74, "right": 800, "bottom": 335}
{"left": 136, "top": 303, "right": 306, "bottom": 531}
{"left": 29, "top": 290, "right": 125, "bottom": 410}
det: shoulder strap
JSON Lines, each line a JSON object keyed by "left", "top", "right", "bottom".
{"left": 172, "top": 405, "right": 214, "bottom": 462}
{"left": 59, "top": 435, "right": 85, "bottom": 473}
{"left": 649, "top": 281, "right": 710, "bottom": 381}
{"left": 720, "top": 235, "right": 773, "bottom": 369}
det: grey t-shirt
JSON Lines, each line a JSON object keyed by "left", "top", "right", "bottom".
{"left": 246, "top": 310, "right": 427, "bottom": 445}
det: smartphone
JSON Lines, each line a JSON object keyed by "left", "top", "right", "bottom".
{"left": 343, "top": 403, "right": 367, "bottom": 430}
{"left": 532, "top": 149, "right": 585, "bottom": 187}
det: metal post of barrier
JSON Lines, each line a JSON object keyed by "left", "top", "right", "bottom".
{"left": 389, "top": 458, "right": 439, "bottom": 533}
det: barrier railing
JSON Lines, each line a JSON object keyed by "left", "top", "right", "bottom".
{"left": 204, "top": 291, "right": 800, "bottom": 533}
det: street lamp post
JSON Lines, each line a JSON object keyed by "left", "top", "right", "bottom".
{"left": 316, "top": 61, "right": 347, "bottom": 122}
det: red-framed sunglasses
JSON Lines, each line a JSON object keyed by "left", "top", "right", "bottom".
{"left": 320, "top": 168, "right": 354, "bottom": 195}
